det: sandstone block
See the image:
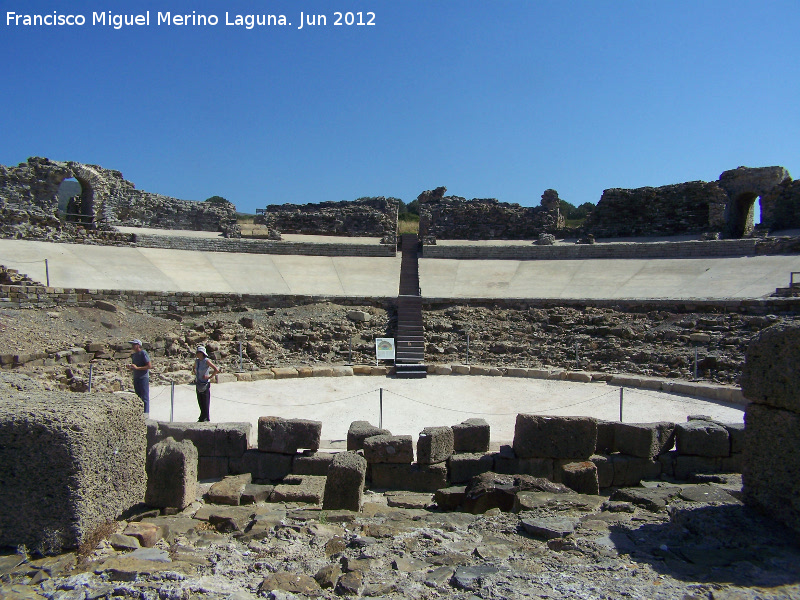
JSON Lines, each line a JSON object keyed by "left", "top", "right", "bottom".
{"left": 206, "top": 474, "right": 252, "bottom": 506}
{"left": 258, "top": 417, "right": 321, "bottom": 454}
{"left": 0, "top": 391, "right": 146, "bottom": 551}
{"left": 152, "top": 422, "right": 250, "bottom": 459}
{"left": 270, "top": 475, "right": 326, "bottom": 504}
{"left": 229, "top": 450, "right": 293, "bottom": 481}
{"left": 513, "top": 414, "right": 596, "bottom": 459}
{"left": 674, "top": 455, "right": 722, "bottom": 479}
{"left": 370, "top": 463, "right": 448, "bottom": 492}
{"left": 448, "top": 453, "right": 494, "bottom": 484}
{"left": 434, "top": 486, "right": 466, "bottom": 510}
{"left": 725, "top": 422, "right": 745, "bottom": 454}
{"left": 198, "top": 456, "right": 230, "bottom": 480}
{"left": 330, "top": 366, "right": 353, "bottom": 377}
{"left": 565, "top": 371, "right": 592, "bottom": 383}
{"left": 434, "top": 365, "right": 453, "bottom": 375}
{"left": 451, "top": 364, "right": 470, "bottom": 375}
{"left": 595, "top": 419, "right": 615, "bottom": 454}
{"left": 610, "top": 454, "right": 661, "bottom": 487}
{"left": 347, "top": 421, "right": 390, "bottom": 451}
{"left": 353, "top": 365, "right": 372, "bottom": 375}
{"left": 590, "top": 454, "right": 614, "bottom": 488}
{"left": 363, "top": 434, "right": 414, "bottom": 464}
{"left": 417, "top": 426, "right": 454, "bottom": 464}
{"left": 558, "top": 461, "right": 599, "bottom": 495}
{"left": 614, "top": 422, "right": 676, "bottom": 458}
{"left": 675, "top": 420, "right": 730, "bottom": 457}
{"left": 145, "top": 437, "right": 197, "bottom": 510}
{"left": 272, "top": 367, "right": 298, "bottom": 379}
{"left": 493, "top": 453, "right": 554, "bottom": 480}
{"left": 294, "top": 452, "right": 335, "bottom": 476}
{"left": 311, "top": 367, "right": 333, "bottom": 377}
{"left": 452, "top": 418, "right": 490, "bottom": 453}
{"left": 740, "top": 323, "right": 800, "bottom": 412}
{"left": 505, "top": 368, "right": 528, "bottom": 378}
{"left": 323, "top": 452, "right": 367, "bottom": 511}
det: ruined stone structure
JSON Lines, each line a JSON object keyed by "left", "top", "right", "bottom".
{"left": 417, "top": 187, "right": 564, "bottom": 244}
{"left": 585, "top": 166, "right": 793, "bottom": 239}
{"left": 0, "top": 157, "right": 239, "bottom": 237}
{"left": 258, "top": 197, "right": 399, "bottom": 243}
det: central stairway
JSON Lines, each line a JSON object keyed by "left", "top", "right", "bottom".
{"left": 395, "top": 234, "right": 426, "bottom": 378}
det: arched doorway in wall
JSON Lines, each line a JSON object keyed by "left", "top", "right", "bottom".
{"left": 726, "top": 192, "right": 761, "bottom": 238}
{"left": 57, "top": 176, "right": 94, "bottom": 227}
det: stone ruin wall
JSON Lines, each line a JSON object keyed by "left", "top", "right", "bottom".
{"left": 258, "top": 197, "right": 399, "bottom": 244}
{"left": 584, "top": 166, "right": 795, "bottom": 239}
{"left": 0, "top": 157, "right": 239, "bottom": 238}
{"left": 418, "top": 187, "right": 564, "bottom": 244}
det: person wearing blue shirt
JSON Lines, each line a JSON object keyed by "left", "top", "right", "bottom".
{"left": 128, "top": 339, "right": 151, "bottom": 414}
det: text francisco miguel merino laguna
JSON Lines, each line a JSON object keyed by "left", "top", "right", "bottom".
{"left": 6, "top": 10, "right": 376, "bottom": 30}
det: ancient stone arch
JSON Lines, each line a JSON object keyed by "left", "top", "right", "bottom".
{"left": 718, "top": 166, "right": 790, "bottom": 237}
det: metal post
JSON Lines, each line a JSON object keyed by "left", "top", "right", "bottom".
{"left": 619, "top": 388, "right": 624, "bottom": 422}
{"left": 348, "top": 336, "right": 353, "bottom": 365}
{"left": 238, "top": 341, "right": 243, "bottom": 372}
{"left": 694, "top": 345, "right": 698, "bottom": 380}
{"left": 88, "top": 364, "right": 92, "bottom": 393}
{"left": 170, "top": 382, "right": 175, "bottom": 422}
{"left": 45, "top": 259, "right": 50, "bottom": 287}
{"left": 575, "top": 342, "right": 579, "bottom": 369}
{"left": 466, "top": 333, "right": 470, "bottom": 365}
{"left": 379, "top": 388, "right": 383, "bottom": 429}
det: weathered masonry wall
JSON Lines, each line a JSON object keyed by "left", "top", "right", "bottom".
{"left": 760, "top": 179, "right": 800, "bottom": 232}
{"left": 418, "top": 187, "right": 564, "bottom": 244}
{"left": 133, "top": 234, "right": 397, "bottom": 257}
{"left": 585, "top": 166, "right": 792, "bottom": 239}
{"left": 259, "top": 197, "right": 399, "bottom": 243}
{"left": 0, "top": 157, "right": 239, "bottom": 236}
{"left": 421, "top": 238, "right": 760, "bottom": 260}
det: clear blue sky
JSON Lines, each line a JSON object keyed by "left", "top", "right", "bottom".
{"left": 1, "top": 1, "right": 798, "bottom": 213}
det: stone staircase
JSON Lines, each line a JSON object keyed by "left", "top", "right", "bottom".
{"left": 395, "top": 234, "right": 426, "bottom": 378}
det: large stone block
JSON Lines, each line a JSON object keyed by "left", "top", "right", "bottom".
{"left": 152, "top": 421, "right": 250, "bottom": 458}
{"left": 323, "top": 452, "right": 367, "bottom": 511}
{"left": 145, "top": 437, "right": 198, "bottom": 510}
{"left": 229, "top": 450, "right": 293, "bottom": 481}
{"left": 610, "top": 454, "right": 661, "bottom": 487}
{"left": 594, "top": 419, "right": 615, "bottom": 454}
{"left": 675, "top": 420, "right": 730, "bottom": 457}
{"left": 293, "top": 452, "right": 336, "bottom": 476}
{"left": 613, "top": 422, "right": 675, "bottom": 458}
{"left": 590, "top": 454, "right": 614, "bottom": 488}
{"left": 363, "top": 435, "right": 414, "bottom": 464}
{"left": 448, "top": 453, "right": 494, "bottom": 484}
{"left": 674, "top": 455, "right": 722, "bottom": 480}
{"left": 417, "top": 427, "right": 454, "bottom": 464}
{"left": 513, "top": 414, "right": 596, "bottom": 459}
{"left": 0, "top": 391, "right": 146, "bottom": 551}
{"left": 744, "top": 403, "right": 800, "bottom": 533}
{"left": 558, "top": 461, "right": 599, "bottom": 495}
{"left": 740, "top": 323, "right": 800, "bottom": 412}
{"left": 492, "top": 447, "right": 554, "bottom": 480}
{"left": 370, "top": 463, "right": 448, "bottom": 492}
{"left": 452, "top": 419, "right": 490, "bottom": 453}
{"left": 347, "top": 421, "right": 390, "bottom": 451}
{"left": 258, "top": 417, "right": 321, "bottom": 454}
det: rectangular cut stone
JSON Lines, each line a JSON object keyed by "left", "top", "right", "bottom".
{"left": 347, "top": 421, "right": 391, "bottom": 451}
{"left": 613, "top": 422, "right": 675, "bottom": 458}
{"left": 417, "top": 427, "right": 454, "bottom": 464}
{"left": 145, "top": 437, "right": 198, "bottom": 510}
{"left": 590, "top": 455, "right": 614, "bottom": 489}
{"left": 558, "top": 461, "right": 599, "bottom": 495}
{"left": 452, "top": 419, "right": 490, "bottom": 453}
{"left": 610, "top": 454, "right": 661, "bottom": 487}
{"left": 323, "top": 452, "right": 367, "bottom": 511}
{"left": 513, "top": 415, "right": 596, "bottom": 459}
{"left": 674, "top": 455, "right": 722, "bottom": 479}
{"left": 675, "top": 421, "right": 730, "bottom": 457}
{"left": 493, "top": 455, "right": 554, "bottom": 480}
{"left": 229, "top": 450, "right": 293, "bottom": 481}
{"left": 744, "top": 403, "right": 800, "bottom": 533}
{"left": 448, "top": 453, "right": 494, "bottom": 484}
{"left": 198, "top": 456, "right": 230, "bottom": 480}
{"left": 595, "top": 420, "right": 615, "bottom": 454}
{"left": 258, "top": 417, "right": 321, "bottom": 454}
{"left": 0, "top": 392, "right": 146, "bottom": 551}
{"left": 270, "top": 475, "right": 326, "bottom": 504}
{"left": 293, "top": 452, "right": 335, "bottom": 476}
{"left": 152, "top": 422, "right": 250, "bottom": 458}
{"left": 363, "top": 435, "right": 414, "bottom": 464}
{"left": 740, "top": 324, "right": 800, "bottom": 412}
{"left": 370, "top": 463, "right": 448, "bottom": 492}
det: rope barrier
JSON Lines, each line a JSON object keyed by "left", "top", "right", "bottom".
{"left": 168, "top": 382, "right": 383, "bottom": 409}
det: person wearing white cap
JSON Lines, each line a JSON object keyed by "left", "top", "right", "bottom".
{"left": 193, "top": 345, "right": 219, "bottom": 422}
{"left": 128, "top": 339, "right": 151, "bottom": 414}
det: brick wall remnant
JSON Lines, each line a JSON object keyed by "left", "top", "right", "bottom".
{"left": 0, "top": 156, "right": 239, "bottom": 237}
{"left": 259, "top": 197, "right": 399, "bottom": 244}
{"left": 584, "top": 166, "right": 792, "bottom": 239}
{"left": 0, "top": 391, "right": 146, "bottom": 551}
{"left": 417, "top": 187, "right": 564, "bottom": 244}
{"left": 740, "top": 323, "right": 800, "bottom": 533}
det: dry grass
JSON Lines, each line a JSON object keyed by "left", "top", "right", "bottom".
{"left": 398, "top": 220, "right": 419, "bottom": 234}
{"left": 77, "top": 521, "right": 117, "bottom": 562}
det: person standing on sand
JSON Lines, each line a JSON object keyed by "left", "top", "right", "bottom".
{"left": 128, "top": 339, "right": 151, "bottom": 415}
{"left": 193, "top": 345, "right": 219, "bottom": 422}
